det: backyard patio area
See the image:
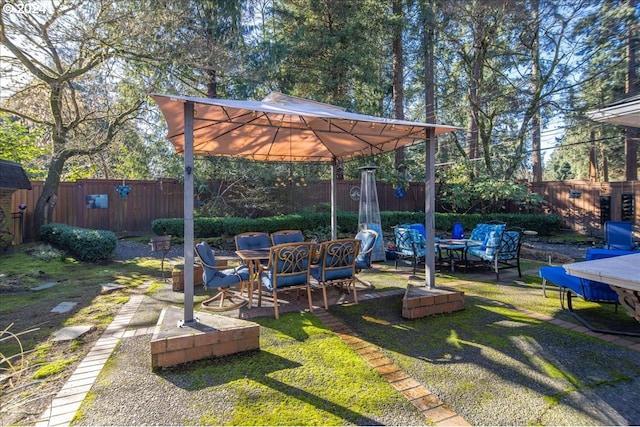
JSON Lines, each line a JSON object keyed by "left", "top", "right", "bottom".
{"left": 4, "top": 238, "right": 638, "bottom": 426}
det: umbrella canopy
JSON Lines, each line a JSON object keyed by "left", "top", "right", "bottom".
{"left": 586, "top": 95, "right": 640, "bottom": 128}
{"left": 151, "top": 92, "right": 458, "bottom": 161}
{"left": 151, "top": 92, "right": 459, "bottom": 324}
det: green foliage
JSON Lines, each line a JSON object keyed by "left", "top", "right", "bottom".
{"left": 40, "top": 223, "right": 117, "bottom": 262}
{"left": 437, "top": 165, "right": 543, "bottom": 213}
{"left": 0, "top": 114, "right": 47, "bottom": 178}
{"left": 28, "top": 244, "right": 64, "bottom": 262}
{"left": 152, "top": 211, "right": 561, "bottom": 238}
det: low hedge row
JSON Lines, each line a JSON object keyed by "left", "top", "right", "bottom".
{"left": 40, "top": 223, "right": 118, "bottom": 262}
{"left": 152, "top": 212, "right": 562, "bottom": 238}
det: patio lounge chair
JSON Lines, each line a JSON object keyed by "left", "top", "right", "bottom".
{"left": 195, "top": 241, "right": 250, "bottom": 311}
{"left": 467, "top": 226, "right": 522, "bottom": 281}
{"left": 311, "top": 238, "right": 360, "bottom": 309}
{"left": 258, "top": 242, "right": 316, "bottom": 319}
{"left": 604, "top": 221, "right": 637, "bottom": 250}
{"left": 539, "top": 247, "right": 639, "bottom": 336}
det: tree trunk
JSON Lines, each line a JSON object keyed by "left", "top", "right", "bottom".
{"left": 589, "top": 131, "right": 597, "bottom": 182}
{"left": 423, "top": 1, "right": 435, "bottom": 124}
{"left": 34, "top": 154, "right": 68, "bottom": 237}
{"left": 468, "top": 20, "right": 482, "bottom": 165}
{"left": 393, "top": 0, "right": 405, "bottom": 174}
{"left": 625, "top": 0, "right": 638, "bottom": 180}
{"left": 531, "top": 0, "right": 542, "bottom": 182}
{"left": 207, "top": 68, "right": 217, "bottom": 99}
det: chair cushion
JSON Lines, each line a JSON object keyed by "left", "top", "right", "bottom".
{"left": 539, "top": 266, "right": 583, "bottom": 295}
{"left": 355, "top": 229, "right": 377, "bottom": 267}
{"left": 261, "top": 270, "right": 308, "bottom": 290}
{"left": 409, "top": 223, "right": 427, "bottom": 239}
{"left": 209, "top": 266, "right": 249, "bottom": 288}
{"left": 540, "top": 265, "right": 618, "bottom": 303}
{"left": 586, "top": 248, "right": 637, "bottom": 260}
{"left": 272, "top": 231, "right": 304, "bottom": 245}
{"left": 469, "top": 223, "right": 505, "bottom": 249}
{"left": 311, "top": 265, "right": 353, "bottom": 281}
{"left": 237, "top": 234, "right": 272, "bottom": 250}
{"left": 484, "top": 230, "right": 502, "bottom": 257}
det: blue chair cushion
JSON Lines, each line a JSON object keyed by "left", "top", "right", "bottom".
{"left": 355, "top": 229, "right": 377, "bottom": 268}
{"left": 311, "top": 265, "right": 353, "bottom": 282}
{"left": 409, "top": 223, "right": 427, "bottom": 239}
{"left": 484, "top": 230, "right": 502, "bottom": 257}
{"left": 196, "top": 241, "right": 249, "bottom": 289}
{"left": 272, "top": 231, "right": 304, "bottom": 245}
{"left": 396, "top": 225, "right": 439, "bottom": 258}
{"left": 539, "top": 264, "right": 618, "bottom": 303}
{"left": 468, "top": 223, "right": 505, "bottom": 250}
{"left": 237, "top": 234, "right": 272, "bottom": 250}
{"left": 208, "top": 266, "right": 250, "bottom": 288}
{"left": 539, "top": 265, "right": 582, "bottom": 294}
{"left": 261, "top": 270, "right": 308, "bottom": 290}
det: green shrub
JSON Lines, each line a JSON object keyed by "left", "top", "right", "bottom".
{"left": 152, "top": 212, "right": 561, "bottom": 238}
{"left": 40, "top": 223, "right": 117, "bottom": 262}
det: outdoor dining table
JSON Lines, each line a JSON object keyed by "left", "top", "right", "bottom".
{"left": 563, "top": 252, "right": 640, "bottom": 322}
{"left": 235, "top": 248, "right": 271, "bottom": 308}
{"left": 436, "top": 239, "right": 483, "bottom": 272}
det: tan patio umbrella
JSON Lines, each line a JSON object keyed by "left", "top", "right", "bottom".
{"left": 151, "top": 92, "right": 459, "bottom": 324}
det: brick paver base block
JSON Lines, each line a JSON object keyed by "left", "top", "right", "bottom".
{"left": 151, "top": 306, "right": 259, "bottom": 369}
{"left": 402, "top": 284, "right": 465, "bottom": 319}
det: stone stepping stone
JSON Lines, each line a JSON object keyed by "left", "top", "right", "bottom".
{"left": 101, "top": 283, "right": 125, "bottom": 294}
{"left": 51, "top": 301, "right": 77, "bottom": 313}
{"left": 52, "top": 325, "right": 95, "bottom": 342}
{"left": 32, "top": 282, "right": 58, "bottom": 291}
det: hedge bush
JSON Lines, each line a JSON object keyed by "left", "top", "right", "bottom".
{"left": 152, "top": 212, "right": 562, "bottom": 239}
{"left": 40, "top": 223, "right": 117, "bottom": 262}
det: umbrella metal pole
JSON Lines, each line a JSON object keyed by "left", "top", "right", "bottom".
{"left": 182, "top": 101, "right": 196, "bottom": 325}
{"left": 424, "top": 127, "right": 436, "bottom": 288}
{"left": 331, "top": 158, "right": 337, "bottom": 240}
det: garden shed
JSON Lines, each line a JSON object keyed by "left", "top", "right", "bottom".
{"left": 0, "top": 159, "right": 32, "bottom": 248}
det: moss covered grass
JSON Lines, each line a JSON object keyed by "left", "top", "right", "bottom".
{"left": 0, "top": 243, "right": 170, "bottom": 425}
{"left": 330, "top": 292, "right": 640, "bottom": 425}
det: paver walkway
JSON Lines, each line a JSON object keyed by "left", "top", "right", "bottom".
{"left": 35, "top": 295, "right": 147, "bottom": 427}
{"left": 35, "top": 267, "right": 640, "bottom": 426}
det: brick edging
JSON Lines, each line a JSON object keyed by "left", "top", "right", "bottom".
{"left": 313, "top": 308, "right": 471, "bottom": 426}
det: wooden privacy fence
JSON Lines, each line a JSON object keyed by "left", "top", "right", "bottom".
{"left": 530, "top": 180, "right": 639, "bottom": 237}
{"left": 9, "top": 178, "right": 640, "bottom": 242}
{"left": 10, "top": 179, "right": 184, "bottom": 242}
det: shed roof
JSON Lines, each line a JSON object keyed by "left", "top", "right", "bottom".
{"left": 0, "top": 159, "right": 32, "bottom": 190}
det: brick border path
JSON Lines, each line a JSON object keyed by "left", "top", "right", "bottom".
{"left": 314, "top": 307, "right": 471, "bottom": 425}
